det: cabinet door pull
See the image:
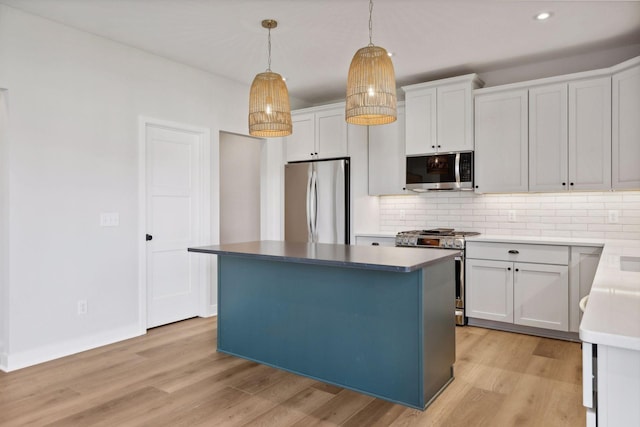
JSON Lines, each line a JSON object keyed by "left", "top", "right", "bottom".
{"left": 508, "top": 250, "right": 519, "bottom": 254}
{"left": 507, "top": 267, "right": 511, "bottom": 271}
{"left": 371, "top": 242, "right": 379, "bottom": 246}
{"left": 515, "top": 268, "right": 519, "bottom": 272}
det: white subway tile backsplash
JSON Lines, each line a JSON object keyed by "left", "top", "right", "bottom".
{"left": 571, "top": 202, "right": 605, "bottom": 210}
{"left": 541, "top": 216, "right": 571, "bottom": 224}
{"left": 588, "top": 224, "right": 623, "bottom": 232}
{"left": 378, "top": 190, "right": 640, "bottom": 239}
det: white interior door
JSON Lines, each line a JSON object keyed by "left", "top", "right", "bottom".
{"left": 145, "top": 124, "right": 202, "bottom": 328}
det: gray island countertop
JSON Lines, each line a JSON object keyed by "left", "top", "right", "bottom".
{"left": 188, "top": 240, "right": 460, "bottom": 273}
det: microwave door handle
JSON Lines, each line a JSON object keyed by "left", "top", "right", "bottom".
{"left": 454, "top": 152, "right": 461, "bottom": 187}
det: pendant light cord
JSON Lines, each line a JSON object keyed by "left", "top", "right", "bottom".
{"left": 368, "top": 0, "right": 374, "bottom": 46}
{"left": 267, "top": 26, "right": 272, "bottom": 71}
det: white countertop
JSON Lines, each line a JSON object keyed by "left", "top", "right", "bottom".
{"left": 354, "top": 231, "right": 398, "bottom": 238}
{"left": 465, "top": 234, "right": 605, "bottom": 247}
{"left": 467, "top": 235, "right": 640, "bottom": 350}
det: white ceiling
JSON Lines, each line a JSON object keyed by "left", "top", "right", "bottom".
{"left": 2, "top": 0, "right": 640, "bottom": 105}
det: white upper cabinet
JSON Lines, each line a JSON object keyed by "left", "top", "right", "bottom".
{"left": 474, "top": 89, "right": 529, "bottom": 193}
{"left": 285, "top": 104, "right": 348, "bottom": 162}
{"left": 612, "top": 58, "right": 640, "bottom": 189}
{"left": 316, "top": 108, "right": 349, "bottom": 160}
{"left": 286, "top": 113, "right": 315, "bottom": 162}
{"left": 404, "top": 88, "right": 436, "bottom": 155}
{"left": 529, "top": 84, "right": 569, "bottom": 192}
{"left": 368, "top": 104, "right": 407, "bottom": 195}
{"left": 477, "top": 64, "right": 621, "bottom": 194}
{"left": 529, "top": 77, "right": 612, "bottom": 192}
{"left": 403, "top": 74, "right": 482, "bottom": 156}
{"left": 568, "top": 77, "right": 611, "bottom": 191}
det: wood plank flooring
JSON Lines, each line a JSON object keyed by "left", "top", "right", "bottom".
{"left": 0, "top": 317, "right": 585, "bottom": 426}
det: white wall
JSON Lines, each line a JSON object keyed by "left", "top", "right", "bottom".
{"left": 379, "top": 191, "right": 640, "bottom": 240}
{"left": 0, "top": 5, "right": 251, "bottom": 371}
{"left": 479, "top": 44, "right": 640, "bottom": 88}
{"left": 0, "top": 89, "right": 9, "bottom": 369}
{"left": 348, "top": 125, "right": 380, "bottom": 240}
{"left": 220, "top": 132, "right": 262, "bottom": 244}
{"left": 260, "top": 137, "right": 285, "bottom": 241}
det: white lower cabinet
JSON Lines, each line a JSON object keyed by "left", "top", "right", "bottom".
{"left": 466, "top": 241, "right": 570, "bottom": 333}
{"left": 569, "top": 246, "right": 602, "bottom": 332}
{"left": 354, "top": 235, "right": 396, "bottom": 247}
{"left": 466, "top": 259, "right": 513, "bottom": 323}
{"left": 583, "top": 342, "right": 640, "bottom": 426}
{"left": 513, "top": 262, "right": 568, "bottom": 331}
{"left": 466, "top": 258, "right": 568, "bottom": 331}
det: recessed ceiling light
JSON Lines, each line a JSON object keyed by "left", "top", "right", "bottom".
{"left": 535, "top": 12, "right": 552, "bottom": 21}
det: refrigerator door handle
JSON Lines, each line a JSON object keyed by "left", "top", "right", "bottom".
{"left": 312, "top": 170, "right": 319, "bottom": 242}
{"left": 306, "top": 168, "right": 313, "bottom": 241}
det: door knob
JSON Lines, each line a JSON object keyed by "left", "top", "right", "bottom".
{"left": 146, "top": 234, "right": 153, "bottom": 241}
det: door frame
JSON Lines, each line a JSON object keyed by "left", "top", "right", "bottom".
{"left": 137, "top": 116, "right": 211, "bottom": 333}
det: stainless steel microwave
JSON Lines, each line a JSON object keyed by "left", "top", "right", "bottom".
{"left": 406, "top": 152, "right": 473, "bottom": 191}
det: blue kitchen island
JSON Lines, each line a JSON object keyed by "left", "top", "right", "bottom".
{"left": 188, "top": 240, "right": 459, "bottom": 410}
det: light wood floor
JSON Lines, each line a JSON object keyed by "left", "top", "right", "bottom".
{"left": 0, "top": 317, "right": 584, "bottom": 426}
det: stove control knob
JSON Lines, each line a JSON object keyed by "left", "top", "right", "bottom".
{"left": 454, "top": 239, "right": 463, "bottom": 248}
{"left": 442, "top": 239, "right": 451, "bottom": 248}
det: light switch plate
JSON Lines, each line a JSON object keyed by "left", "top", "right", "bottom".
{"left": 608, "top": 210, "right": 619, "bottom": 224}
{"left": 100, "top": 212, "right": 119, "bottom": 227}
{"left": 508, "top": 210, "right": 517, "bottom": 222}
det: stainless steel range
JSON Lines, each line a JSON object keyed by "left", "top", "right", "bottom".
{"left": 395, "top": 228, "right": 480, "bottom": 326}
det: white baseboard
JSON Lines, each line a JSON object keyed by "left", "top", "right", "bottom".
{"left": 0, "top": 352, "right": 7, "bottom": 372}
{"left": 3, "top": 324, "right": 144, "bottom": 372}
{"left": 203, "top": 304, "right": 218, "bottom": 317}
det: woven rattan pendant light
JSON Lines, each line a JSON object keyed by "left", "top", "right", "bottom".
{"left": 248, "top": 19, "right": 292, "bottom": 137}
{"left": 346, "top": 0, "right": 397, "bottom": 126}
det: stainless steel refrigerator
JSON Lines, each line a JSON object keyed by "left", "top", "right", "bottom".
{"left": 285, "top": 158, "right": 350, "bottom": 244}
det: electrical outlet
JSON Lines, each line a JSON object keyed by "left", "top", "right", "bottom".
{"left": 608, "top": 210, "right": 619, "bottom": 224}
{"left": 77, "top": 300, "right": 88, "bottom": 315}
{"left": 399, "top": 209, "right": 405, "bottom": 220}
{"left": 508, "top": 210, "right": 517, "bottom": 222}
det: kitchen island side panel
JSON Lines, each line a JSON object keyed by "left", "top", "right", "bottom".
{"left": 217, "top": 255, "right": 433, "bottom": 408}
{"left": 422, "top": 258, "right": 456, "bottom": 405}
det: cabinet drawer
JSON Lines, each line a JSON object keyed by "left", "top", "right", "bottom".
{"left": 355, "top": 236, "right": 396, "bottom": 247}
{"left": 466, "top": 242, "right": 569, "bottom": 265}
